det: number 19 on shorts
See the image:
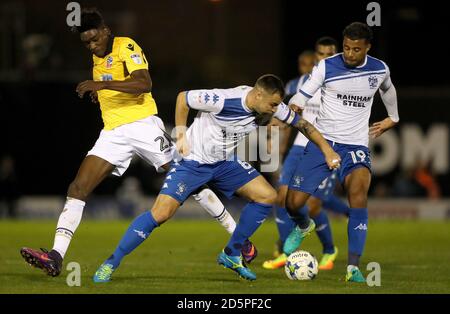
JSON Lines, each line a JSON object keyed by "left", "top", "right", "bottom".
{"left": 349, "top": 150, "right": 367, "bottom": 164}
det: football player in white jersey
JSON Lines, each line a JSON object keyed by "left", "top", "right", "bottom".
{"left": 263, "top": 37, "right": 351, "bottom": 271}
{"left": 285, "top": 23, "right": 399, "bottom": 283}
{"left": 92, "top": 75, "right": 341, "bottom": 282}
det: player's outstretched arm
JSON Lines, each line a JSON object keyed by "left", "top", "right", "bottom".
{"left": 175, "top": 91, "right": 190, "bottom": 156}
{"left": 76, "top": 69, "right": 151, "bottom": 98}
{"left": 294, "top": 118, "right": 341, "bottom": 170}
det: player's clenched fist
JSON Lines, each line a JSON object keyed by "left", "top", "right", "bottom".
{"left": 176, "top": 135, "right": 190, "bottom": 157}
{"left": 323, "top": 148, "right": 341, "bottom": 170}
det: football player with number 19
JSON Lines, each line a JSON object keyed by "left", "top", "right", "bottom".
{"left": 285, "top": 22, "right": 399, "bottom": 283}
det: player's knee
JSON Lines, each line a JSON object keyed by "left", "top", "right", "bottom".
{"left": 67, "top": 180, "right": 90, "bottom": 201}
{"left": 285, "top": 196, "right": 297, "bottom": 215}
{"left": 151, "top": 200, "right": 179, "bottom": 224}
{"left": 253, "top": 189, "right": 277, "bottom": 206}
{"left": 286, "top": 190, "right": 310, "bottom": 214}
{"left": 151, "top": 207, "right": 174, "bottom": 224}
{"left": 348, "top": 188, "right": 368, "bottom": 208}
{"left": 307, "top": 197, "right": 322, "bottom": 217}
{"left": 267, "top": 191, "right": 278, "bottom": 205}
{"left": 286, "top": 193, "right": 306, "bottom": 215}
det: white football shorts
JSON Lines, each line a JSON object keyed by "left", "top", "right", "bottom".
{"left": 87, "top": 115, "right": 174, "bottom": 176}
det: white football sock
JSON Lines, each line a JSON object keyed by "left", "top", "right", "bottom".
{"left": 52, "top": 197, "right": 85, "bottom": 258}
{"left": 193, "top": 188, "right": 236, "bottom": 234}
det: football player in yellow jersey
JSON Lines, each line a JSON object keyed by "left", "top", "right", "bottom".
{"left": 20, "top": 8, "right": 257, "bottom": 277}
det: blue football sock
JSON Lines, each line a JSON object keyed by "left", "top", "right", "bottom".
{"left": 347, "top": 208, "right": 368, "bottom": 266}
{"left": 225, "top": 202, "right": 272, "bottom": 256}
{"left": 311, "top": 210, "right": 335, "bottom": 254}
{"left": 289, "top": 205, "right": 310, "bottom": 230}
{"left": 322, "top": 195, "right": 350, "bottom": 216}
{"left": 275, "top": 206, "right": 296, "bottom": 244}
{"left": 105, "top": 211, "right": 159, "bottom": 268}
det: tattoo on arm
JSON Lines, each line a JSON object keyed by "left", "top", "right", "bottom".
{"left": 295, "top": 119, "right": 318, "bottom": 139}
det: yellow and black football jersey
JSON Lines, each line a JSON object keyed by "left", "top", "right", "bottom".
{"left": 92, "top": 37, "right": 158, "bottom": 130}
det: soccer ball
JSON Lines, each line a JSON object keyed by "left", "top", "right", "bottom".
{"left": 284, "top": 250, "right": 319, "bottom": 280}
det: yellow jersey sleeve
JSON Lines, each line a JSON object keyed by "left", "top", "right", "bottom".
{"left": 118, "top": 38, "right": 149, "bottom": 75}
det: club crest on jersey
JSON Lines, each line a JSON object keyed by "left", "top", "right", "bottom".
{"left": 106, "top": 56, "right": 113, "bottom": 69}
{"left": 130, "top": 53, "right": 142, "bottom": 64}
{"left": 368, "top": 76, "right": 378, "bottom": 89}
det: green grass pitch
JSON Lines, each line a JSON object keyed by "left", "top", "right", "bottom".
{"left": 0, "top": 219, "right": 449, "bottom": 294}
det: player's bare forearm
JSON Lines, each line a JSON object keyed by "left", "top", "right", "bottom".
{"left": 294, "top": 118, "right": 332, "bottom": 153}
{"left": 294, "top": 118, "right": 341, "bottom": 169}
{"left": 175, "top": 91, "right": 191, "bottom": 156}
{"left": 175, "top": 91, "right": 190, "bottom": 138}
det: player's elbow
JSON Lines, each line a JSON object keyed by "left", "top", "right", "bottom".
{"left": 141, "top": 79, "right": 152, "bottom": 93}
{"left": 177, "top": 91, "right": 185, "bottom": 100}
{"left": 133, "top": 75, "right": 152, "bottom": 93}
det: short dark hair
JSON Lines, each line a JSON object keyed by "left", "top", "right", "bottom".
{"left": 343, "top": 22, "right": 373, "bottom": 43}
{"left": 72, "top": 8, "right": 106, "bottom": 33}
{"left": 315, "top": 36, "right": 338, "bottom": 49}
{"left": 255, "top": 74, "right": 285, "bottom": 98}
{"left": 298, "top": 50, "right": 315, "bottom": 59}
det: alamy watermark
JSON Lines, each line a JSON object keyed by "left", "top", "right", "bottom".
{"left": 66, "top": 261, "right": 81, "bottom": 287}
{"left": 367, "top": 2, "right": 381, "bottom": 26}
{"left": 366, "top": 262, "right": 381, "bottom": 287}
{"left": 66, "top": 2, "right": 81, "bottom": 27}
{"left": 171, "top": 126, "right": 281, "bottom": 173}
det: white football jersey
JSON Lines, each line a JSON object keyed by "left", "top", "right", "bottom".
{"left": 299, "top": 53, "right": 398, "bottom": 147}
{"left": 184, "top": 86, "right": 299, "bottom": 164}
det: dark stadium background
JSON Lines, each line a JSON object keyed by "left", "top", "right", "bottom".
{"left": 1, "top": 0, "right": 449, "bottom": 198}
